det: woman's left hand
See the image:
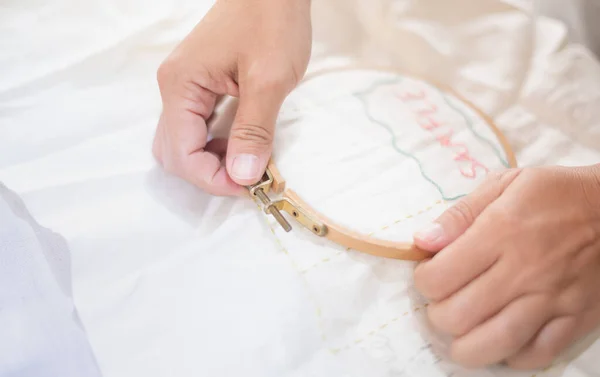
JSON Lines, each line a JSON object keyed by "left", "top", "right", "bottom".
{"left": 413, "top": 165, "right": 600, "bottom": 370}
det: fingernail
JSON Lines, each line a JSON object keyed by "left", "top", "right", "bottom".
{"left": 231, "top": 154, "right": 260, "bottom": 180}
{"left": 414, "top": 223, "right": 445, "bottom": 243}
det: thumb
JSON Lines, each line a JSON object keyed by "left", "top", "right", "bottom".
{"left": 414, "top": 169, "right": 522, "bottom": 252}
{"left": 226, "top": 81, "right": 287, "bottom": 186}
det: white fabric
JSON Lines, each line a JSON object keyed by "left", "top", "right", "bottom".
{"left": 1, "top": 1, "right": 600, "bottom": 376}
{"left": 538, "top": 0, "right": 600, "bottom": 56}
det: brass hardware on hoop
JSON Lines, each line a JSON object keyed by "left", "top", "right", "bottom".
{"left": 247, "top": 170, "right": 291, "bottom": 232}
{"left": 237, "top": 64, "right": 517, "bottom": 261}
{"left": 270, "top": 198, "right": 327, "bottom": 236}
{"left": 247, "top": 169, "right": 327, "bottom": 236}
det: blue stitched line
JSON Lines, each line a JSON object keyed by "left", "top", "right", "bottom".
{"left": 354, "top": 77, "right": 399, "bottom": 96}
{"left": 355, "top": 78, "right": 465, "bottom": 201}
{"left": 437, "top": 89, "right": 510, "bottom": 168}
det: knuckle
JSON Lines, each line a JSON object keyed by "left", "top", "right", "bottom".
{"left": 159, "top": 148, "right": 186, "bottom": 177}
{"left": 580, "top": 224, "right": 600, "bottom": 250}
{"left": 559, "top": 286, "right": 588, "bottom": 314}
{"left": 446, "top": 200, "right": 476, "bottom": 226}
{"left": 513, "top": 167, "right": 537, "bottom": 185}
{"left": 413, "top": 265, "right": 431, "bottom": 296}
{"left": 428, "top": 304, "right": 465, "bottom": 335}
{"left": 152, "top": 139, "right": 162, "bottom": 162}
{"left": 580, "top": 166, "right": 600, "bottom": 210}
{"left": 533, "top": 349, "right": 557, "bottom": 369}
{"left": 156, "top": 57, "right": 178, "bottom": 90}
{"left": 498, "top": 319, "right": 528, "bottom": 351}
{"left": 485, "top": 167, "right": 523, "bottom": 189}
{"left": 507, "top": 350, "right": 555, "bottom": 370}
{"left": 450, "top": 342, "right": 479, "bottom": 368}
{"left": 245, "top": 62, "right": 295, "bottom": 95}
{"left": 446, "top": 315, "right": 469, "bottom": 337}
{"left": 484, "top": 202, "right": 515, "bottom": 228}
{"left": 152, "top": 121, "right": 166, "bottom": 164}
{"left": 484, "top": 170, "right": 504, "bottom": 184}
{"left": 161, "top": 156, "right": 180, "bottom": 175}
{"left": 231, "top": 123, "right": 273, "bottom": 147}
{"left": 414, "top": 265, "right": 446, "bottom": 302}
{"left": 248, "top": 75, "right": 287, "bottom": 95}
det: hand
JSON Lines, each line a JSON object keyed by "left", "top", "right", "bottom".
{"left": 413, "top": 165, "right": 600, "bottom": 370}
{"left": 153, "top": 0, "right": 312, "bottom": 195}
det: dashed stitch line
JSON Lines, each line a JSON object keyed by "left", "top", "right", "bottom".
{"left": 332, "top": 305, "right": 561, "bottom": 376}
{"left": 256, "top": 192, "right": 564, "bottom": 373}
{"left": 329, "top": 304, "right": 428, "bottom": 354}
{"left": 262, "top": 203, "right": 564, "bottom": 376}
{"left": 299, "top": 199, "right": 446, "bottom": 274}
{"left": 366, "top": 199, "right": 445, "bottom": 236}
{"left": 259, "top": 201, "right": 558, "bottom": 374}
{"left": 299, "top": 250, "right": 344, "bottom": 275}
{"left": 256, "top": 203, "right": 330, "bottom": 344}
{"left": 258, "top": 199, "right": 436, "bottom": 353}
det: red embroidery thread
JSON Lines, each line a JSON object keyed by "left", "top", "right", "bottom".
{"left": 397, "top": 89, "right": 489, "bottom": 179}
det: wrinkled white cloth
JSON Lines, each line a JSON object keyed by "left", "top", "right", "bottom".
{"left": 1, "top": 1, "right": 600, "bottom": 377}
{"left": 539, "top": 0, "right": 600, "bottom": 56}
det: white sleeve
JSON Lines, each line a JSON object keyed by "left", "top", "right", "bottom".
{"left": 0, "top": 183, "right": 102, "bottom": 377}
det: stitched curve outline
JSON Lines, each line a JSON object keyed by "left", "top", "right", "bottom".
{"left": 355, "top": 76, "right": 511, "bottom": 200}
{"left": 437, "top": 89, "right": 510, "bottom": 168}
{"left": 354, "top": 79, "right": 463, "bottom": 201}
{"left": 256, "top": 203, "right": 329, "bottom": 344}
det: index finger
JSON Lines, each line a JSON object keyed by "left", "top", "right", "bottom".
{"left": 184, "top": 137, "right": 246, "bottom": 197}
{"left": 414, "top": 212, "right": 501, "bottom": 301}
{"left": 157, "top": 105, "right": 245, "bottom": 196}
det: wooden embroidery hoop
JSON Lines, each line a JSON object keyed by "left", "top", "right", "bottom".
{"left": 248, "top": 65, "right": 518, "bottom": 261}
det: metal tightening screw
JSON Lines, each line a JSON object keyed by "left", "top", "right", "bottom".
{"left": 253, "top": 188, "right": 292, "bottom": 232}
